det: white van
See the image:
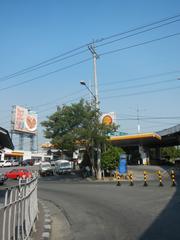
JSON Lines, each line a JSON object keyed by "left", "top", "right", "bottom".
{"left": 54, "top": 160, "right": 72, "bottom": 175}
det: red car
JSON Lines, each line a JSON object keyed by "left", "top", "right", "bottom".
{"left": 5, "top": 168, "right": 33, "bottom": 180}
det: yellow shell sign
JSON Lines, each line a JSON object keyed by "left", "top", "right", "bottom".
{"left": 102, "top": 115, "right": 113, "bottom": 125}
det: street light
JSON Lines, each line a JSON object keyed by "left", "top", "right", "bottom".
{"left": 80, "top": 81, "right": 97, "bottom": 102}
{"left": 80, "top": 80, "right": 101, "bottom": 179}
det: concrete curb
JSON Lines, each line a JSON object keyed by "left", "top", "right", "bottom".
{"left": 39, "top": 200, "right": 52, "bottom": 240}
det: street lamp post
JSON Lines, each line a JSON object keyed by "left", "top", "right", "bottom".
{"left": 80, "top": 81, "right": 96, "bottom": 102}
{"left": 80, "top": 80, "right": 102, "bottom": 179}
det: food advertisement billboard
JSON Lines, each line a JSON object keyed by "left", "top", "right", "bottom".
{"left": 12, "top": 106, "right": 38, "bottom": 134}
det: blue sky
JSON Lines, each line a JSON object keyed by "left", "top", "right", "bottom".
{"left": 0, "top": 0, "right": 180, "bottom": 150}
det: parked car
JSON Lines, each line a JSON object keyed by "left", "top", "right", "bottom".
{"left": 0, "top": 160, "right": 12, "bottom": 167}
{"left": 11, "top": 160, "right": 20, "bottom": 167}
{"left": 39, "top": 162, "right": 54, "bottom": 176}
{"left": 22, "top": 159, "right": 35, "bottom": 166}
{"left": 0, "top": 172, "right": 7, "bottom": 185}
{"left": 54, "top": 160, "right": 72, "bottom": 175}
{"left": 4, "top": 168, "right": 33, "bottom": 180}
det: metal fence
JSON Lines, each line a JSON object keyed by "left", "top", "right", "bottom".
{"left": 0, "top": 176, "right": 38, "bottom": 240}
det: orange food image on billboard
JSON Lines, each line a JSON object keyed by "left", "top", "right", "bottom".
{"left": 102, "top": 115, "right": 113, "bottom": 125}
{"left": 26, "top": 115, "right": 37, "bottom": 130}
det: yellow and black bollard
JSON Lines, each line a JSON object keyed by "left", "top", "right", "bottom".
{"left": 116, "top": 175, "right": 121, "bottom": 186}
{"left": 129, "top": 172, "right": 134, "bottom": 186}
{"left": 143, "top": 171, "right": 148, "bottom": 186}
{"left": 157, "top": 170, "right": 163, "bottom": 187}
{"left": 170, "top": 169, "right": 176, "bottom": 187}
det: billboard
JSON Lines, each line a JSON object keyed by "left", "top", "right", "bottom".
{"left": 12, "top": 106, "right": 38, "bottom": 134}
{"left": 101, "top": 112, "right": 116, "bottom": 125}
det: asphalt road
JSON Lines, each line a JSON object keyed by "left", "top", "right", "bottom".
{"left": 38, "top": 173, "right": 180, "bottom": 240}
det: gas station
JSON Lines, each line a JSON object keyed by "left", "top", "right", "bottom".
{"left": 110, "top": 124, "right": 180, "bottom": 165}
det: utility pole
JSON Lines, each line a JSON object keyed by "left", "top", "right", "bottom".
{"left": 88, "top": 44, "right": 99, "bottom": 108}
{"left": 88, "top": 43, "right": 102, "bottom": 180}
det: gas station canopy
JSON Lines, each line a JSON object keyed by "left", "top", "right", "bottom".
{"left": 110, "top": 132, "right": 161, "bottom": 148}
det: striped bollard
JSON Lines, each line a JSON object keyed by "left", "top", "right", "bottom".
{"left": 143, "top": 171, "right": 148, "bottom": 186}
{"left": 129, "top": 172, "right": 134, "bottom": 186}
{"left": 157, "top": 170, "right": 163, "bottom": 187}
{"left": 116, "top": 175, "right": 121, "bottom": 186}
{"left": 171, "top": 169, "right": 176, "bottom": 187}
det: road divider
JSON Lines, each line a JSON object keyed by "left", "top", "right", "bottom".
{"left": 157, "top": 170, "right": 163, "bottom": 187}
{"left": 171, "top": 169, "right": 176, "bottom": 187}
{"left": 128, "top": 172, "right": 134, "bottom": 186}
{"left": 143, "top": 171, "right": 148, "bottom": 187}
{"left": 113, "top": 168, "right": 178, "bottom": 187}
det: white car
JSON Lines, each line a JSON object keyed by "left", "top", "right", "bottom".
{"left": 11, "top": 160, "right": 19, "bottom": 167}
{"left": 0, "top": 160, "right": 12, "bottom": 167}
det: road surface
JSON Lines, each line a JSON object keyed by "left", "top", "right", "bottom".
{"left": 38, "top": 173, "right": 180, "bottom": 240}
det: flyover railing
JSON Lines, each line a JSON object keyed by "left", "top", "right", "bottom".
{"left": 0, "top": 176, "right": 38, "bottom": 240}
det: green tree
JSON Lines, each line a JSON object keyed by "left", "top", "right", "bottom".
{"left": 101, "top": 146, "right": 124, "bottom": 171}
{"left": 41, "top": 99, "right": 118, "bottom": 171}
{"left": 161, "top": 146, "right": 180, "bottom": 162}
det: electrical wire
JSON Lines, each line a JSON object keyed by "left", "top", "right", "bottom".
{"left": 0, "top": 32, "right": 180, "bottom": 92}
{"left": 95, "top": 13, "right": 180, "bottom": 42}
{"left": 96, "top": 19, "right": 180, "bottom": 49}
{"left": 99, "top": 70, "right": 180, "bottom": 86}
{"left": 100, "top": 32, "right": 180, "bottom": 57}
{"left": 0, "top": 13, "right": 180, "bottom": 82}
{"left": 0, "top": 57, "right": 91, "bottom": 92}
{"left": 103, "top": 84, "right": 180, "bottom": 99}
{"left": 99, "top": 79, "right": 177, "bottom": 93}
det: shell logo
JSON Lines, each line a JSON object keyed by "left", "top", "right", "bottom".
{"left": 102, "top": 115, "right": 113, "bottom": 125}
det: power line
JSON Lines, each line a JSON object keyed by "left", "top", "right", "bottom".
{"left": 0, "top": 46, "right": 89, "bottom": 82}
{"left": 1, "top": 13, "right": 180, "bottom": 82}
{"left": 96, "top": 19, "right": 180, "bottom": 49}
{"left": 99, "top": 79, "right": 177, "bottom": 93}
{"left": 0, "top": 57, "right": 91, "bottom": 92}
{"left": 99, "top": 70, "right": 180, "bottom": 86}
{"left": 31, "top": 89, "right": 86, "bottom": 109}
{"left": 103, "top": 84, "right": 180, "bottom": 99}
{"left": 100, "top": 32, "right": 180, "bottom": 57}
{"left": 0, "top": 31, "right": 179, "bottom": 92}
{"left": 96, "top": 13, "right": 180, "bottom": 42}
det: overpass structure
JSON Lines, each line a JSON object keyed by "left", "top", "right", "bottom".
{"left": 0, "top": 127, "right": 14, "bottom": 150}
{"left": 110, "top": 124, "right": 180, "bottom": 164}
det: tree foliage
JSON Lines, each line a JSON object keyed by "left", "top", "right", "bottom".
{"left": 41, "top": 99, "right": 118, "bottom": 159}
{"left": 101, "top": 146, "right": 124, "bottom": 170}
{"left": 161, "top": 146, "right": 180, "bottom": 161}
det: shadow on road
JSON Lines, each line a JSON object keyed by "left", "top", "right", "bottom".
{"left": 139, "top": 172, "right": 180, "bottom": 240}
{"left": 38, "top": 170, "right": 84, "bottom": 182}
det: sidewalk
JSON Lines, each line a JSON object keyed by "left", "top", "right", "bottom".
{"left": 31, "top": 199, "right": 72, "bottom": 240}
{"left": 31, "top": 200, "right": 54, "bottom": 240}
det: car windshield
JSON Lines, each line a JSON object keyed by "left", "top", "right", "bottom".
{"left": 61, "top": 162, "right": 70, "bottom": 167}
{"left": 42, "top": 164, "right": 50, "bottom": 167}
